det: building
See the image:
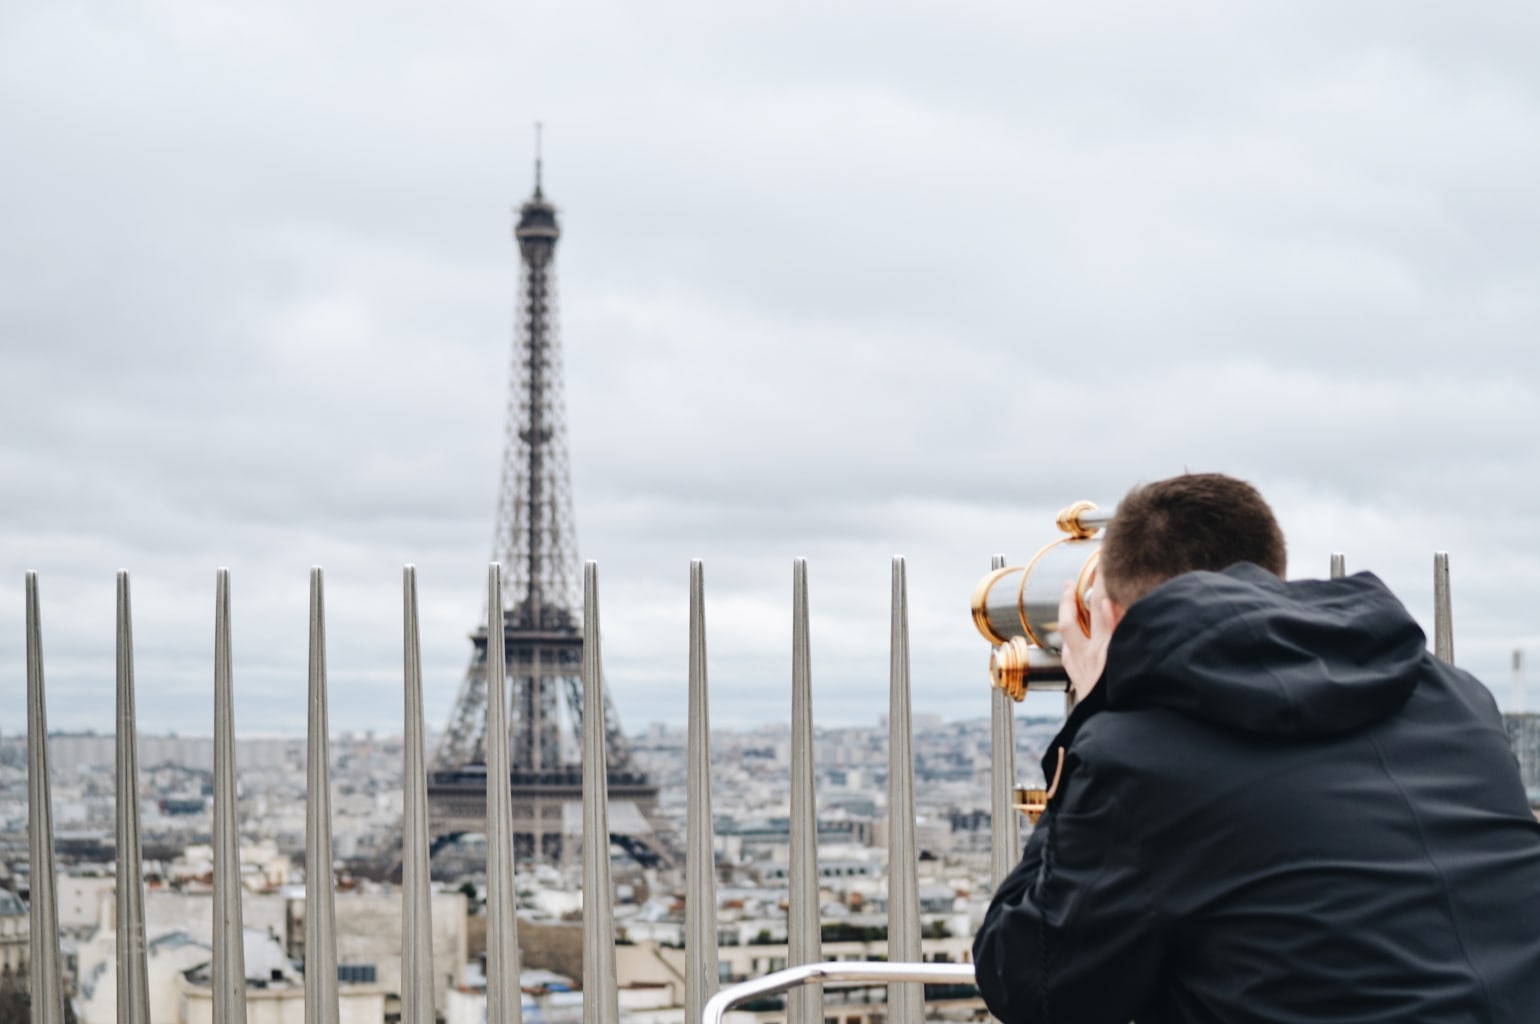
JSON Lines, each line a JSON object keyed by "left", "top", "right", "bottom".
{"left": 74, "top": 927, "right": 211, "bottom": 1024}
{"left": 1503, "top": 712, "right": 1540, "bottom": 806}
{"left": 178, "top": 928, "right": 385, "bottom": 1024}
{"left": 70, "top": 885, "right": 466, "bottom": 1022}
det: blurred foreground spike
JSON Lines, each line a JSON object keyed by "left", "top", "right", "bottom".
{"left": 402, "top": 566, "right": 435, "bottom": 1024}
{"left": 789, "top": 558, "right": 821, "bottom": 1024}
{"left": 116, "top": 572, "right": 151, "bottom": 1024}
{"left": 886, "top": 557, "right": 922, "bottom": 1022}
{"left": 581, "top": 562, "right": 620, "bottom": 1024}
{"left": 1433, "top": 552, "right": 1454, "bottom": 666}
{"left": 685, "top": 561, "right": 720, "bottom": 1024}
{"left": 213, "top": 569, "right": 248, "bottom": 1023}
{"left": 988, "top": 554, "right": 1019, "bottom": 891}
{"left": 484, "top": 563, "right": 524, "bottom": 1024}
{"left": 306, "top": 569, "right": 340, "bottom": 1024}
{"left": 26, "top": 573, "right": 66, "bottom": 1024}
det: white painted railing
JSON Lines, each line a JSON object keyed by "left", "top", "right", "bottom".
{"left": 701, "top": 962, "right": 978, "bottom": 1024}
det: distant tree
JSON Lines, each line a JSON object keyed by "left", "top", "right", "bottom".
{"left": 821, "top": 922, "right": 887, "bottom": 943}
{"left": 0, "top": 986, "right": 79, "bottom": 1024}
{"left": 459, "top": 880, "right": 480, "bottom": 913}
{"left": 0, "top": 985, "right": 23, "bottom": 1024}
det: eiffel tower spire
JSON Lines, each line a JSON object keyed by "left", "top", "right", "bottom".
{"left": 427, "top": 144, "right": 677, "bottom": 867}
{"left": 492, "top": 135, "right": 578, "bottom": 631}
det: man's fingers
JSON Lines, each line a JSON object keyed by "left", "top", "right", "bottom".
{"left": 1059, "top": 581, "right": 1080, "bottom": 643}
{"left": 1092, "top": 595, "right": 1115, "bottom": 634}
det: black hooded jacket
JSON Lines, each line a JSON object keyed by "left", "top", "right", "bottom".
{"left": 973, "top": 564, "right": 1540, "bottom": 1023}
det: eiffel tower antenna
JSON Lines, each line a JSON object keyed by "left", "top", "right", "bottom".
{"left": 427, "top": 144, "right": 677, "bottom": 866}
{"left": 534, "top": 121, "right": 543, "bottom": 197}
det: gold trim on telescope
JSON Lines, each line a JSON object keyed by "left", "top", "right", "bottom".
{"left": 1013, "top": 747, "right": 1066, "bottom": 823}
{"left": 1056, "top": 501, "right": 1100, "bottom": 539}
{"left": 1016, "top": 538, "right": 1070, "bottom": 649}
{"left": 1014, "top": 787, "right": 1048, "bottom": 823}
{"left": 971, "top": 566, "right": 1017, "bottom": 646}
{"left": 989, "top": 637, "right": 1030, "bottom": 701}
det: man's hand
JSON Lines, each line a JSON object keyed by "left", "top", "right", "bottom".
{"left": 1059, "top": 580, "right": 1118, "bottom": 701}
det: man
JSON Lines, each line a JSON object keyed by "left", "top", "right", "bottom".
{"left": 973, "top": 472, "right": 1540, "bottom": 1023}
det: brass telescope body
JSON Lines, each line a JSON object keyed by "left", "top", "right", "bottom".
{"left": 970, "top": 501, "right": 1109, "bottom": 701}
{"left": 972, "top": 502, "right": 1110, "bottom": 821}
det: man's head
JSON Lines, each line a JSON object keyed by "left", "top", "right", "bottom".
{"left": 1098, "top": 473, "right": 1287, "bottom": 609}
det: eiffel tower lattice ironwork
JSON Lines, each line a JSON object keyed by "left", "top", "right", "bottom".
{"left": 427, "top": 151, "right": 675, "bottom": 867}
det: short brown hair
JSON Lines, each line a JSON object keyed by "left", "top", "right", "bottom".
{"left": 1099, "top": 473, "right": 1287, "bottom": 606}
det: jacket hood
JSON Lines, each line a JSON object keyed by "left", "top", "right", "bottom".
{"left": 1103, "top": 563, "right": 1427, "bottom": 738}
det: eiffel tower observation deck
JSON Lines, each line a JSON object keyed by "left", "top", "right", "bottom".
{"left": 427, "top": 147, "right": 675, "bottom": 867}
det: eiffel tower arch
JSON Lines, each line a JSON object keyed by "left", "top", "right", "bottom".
{"left": 427, "top": 146, "right": 677, "bottom": 868}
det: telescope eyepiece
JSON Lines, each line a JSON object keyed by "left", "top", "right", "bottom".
{"left": 990, "top": 636, "right": 1069, "bottom": 699}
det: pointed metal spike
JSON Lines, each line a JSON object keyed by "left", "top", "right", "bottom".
{"left": 685, "top": 560, "right": 720, "bottom": 1024}
{"left": 116, "top": 572, "right": 151, "bottom": 1024}
{"left": 1434, "top": 552, "right": 1455, "bottom": 666}
{"left": 484, "top": 564, "right": 523, "bottom": 1024}
{"left": 988, "top": 554, "right": 1020, "bottom": 891}
{"left": 212, "top": 569, "right": 249, "bottom": 1024}
{"left": 401, "top": 566, "right": 435, "bottom": 1024}
{"left": 581, "top": 561, "right": 620, "bottom": 1024}
{"left": 788, "top": 558, "right": 822, "bottom": 1024}
{"left": 305, "top": 569, "right": 340, "bottom": 1024}
{"left": 1330, "top": 553, "right": 1346, "bottom": 579}
{"left": 886, "top": 557, "right": 922, "bottom": 1021}
{"left": 25, "top": 573, "right": 66, "bottom": 1024}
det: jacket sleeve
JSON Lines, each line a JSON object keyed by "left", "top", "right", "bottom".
{"left": 972, "top": 757, "right": 1167, "bottom": 1024}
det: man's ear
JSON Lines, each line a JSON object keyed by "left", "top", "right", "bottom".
{"left": 1102, "top": 597, "right": 1127, "bottom": 632}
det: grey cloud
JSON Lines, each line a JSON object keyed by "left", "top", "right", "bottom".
{"left": 3, "top": 2, "right": 1538, "bottom": 737}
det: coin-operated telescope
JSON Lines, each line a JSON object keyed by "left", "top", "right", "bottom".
{"left": 970, "top": 500, "right": 1113, "bottom": 699}
{"left": 970, "top": 500, "right": 1111, "bottom": 821}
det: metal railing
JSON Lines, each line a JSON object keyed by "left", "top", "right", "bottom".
{"left": 701, "top": 962, "right": 978, "bottom": 1024}
{"left": 14, "top": 549, "right": 1459, "bottom": 1023}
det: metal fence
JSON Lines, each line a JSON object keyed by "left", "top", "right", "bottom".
{"left": 18, "top": 555, "right": 1025, "bottom": 1024}
{"left": 16, "top": 549, "right": 1460, "bottom": 1023}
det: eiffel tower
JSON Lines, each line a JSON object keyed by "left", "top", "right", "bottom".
{"left": 427, "top": 144, "right": 674, "bottom": 868}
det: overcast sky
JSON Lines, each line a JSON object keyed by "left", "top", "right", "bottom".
{"left": 2, "top": 2, "right": 1537, "bottom": 742}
